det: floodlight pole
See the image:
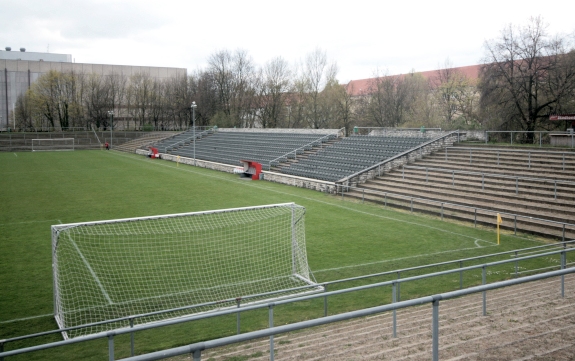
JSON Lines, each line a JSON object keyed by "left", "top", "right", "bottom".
{"left": 191, "top": 102, "right": 197, "bottom": 166}
{"left": 107, "top": 110, "right": 114, "bottom": 149}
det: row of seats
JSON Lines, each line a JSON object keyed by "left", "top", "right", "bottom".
{"left": 281, "top": 136, "right": 429, "bottom": 181}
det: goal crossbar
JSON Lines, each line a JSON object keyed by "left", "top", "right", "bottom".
{"left": 52, "top": 203, "right": 320, "bottom": 338}
{"left": 32, "top": 138, "right": 75, "bottom": 151}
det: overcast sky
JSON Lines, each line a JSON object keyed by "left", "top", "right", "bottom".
{"left": 2, "top": 0, "right": 574, "bottom": 82}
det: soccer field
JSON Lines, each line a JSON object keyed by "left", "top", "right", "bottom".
{"left": 0, "top": 150, "right": 550, "bottom": 360}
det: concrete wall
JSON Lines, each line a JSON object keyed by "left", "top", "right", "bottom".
{"left": 1, "top": 59, "right": 186, "bottom": 130}
{"left": 137, "top": 149, "right": 338, "bottom": 193}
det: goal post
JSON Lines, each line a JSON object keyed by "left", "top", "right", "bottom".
{"left": 52, "top": 203, "right": 321, "bottom": 338}
{"left": 32, "top": 138, "right": 75, "bottom": 151}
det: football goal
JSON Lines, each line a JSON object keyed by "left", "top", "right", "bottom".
{"left": 52, "top": 203, "right": 320, "bottom": 338}
{"left": 32, "top": 138, "right": 75, "bottom": 151}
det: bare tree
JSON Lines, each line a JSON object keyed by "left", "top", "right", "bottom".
{"left": 480, "top": 16, "right": 575, "bottom": 141}
{"left": 256, "top": 57, "right": 292, "bottom": 128}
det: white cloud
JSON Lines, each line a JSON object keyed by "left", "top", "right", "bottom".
{"left": 1, "top": 0, "right": 573, "bottom": 81}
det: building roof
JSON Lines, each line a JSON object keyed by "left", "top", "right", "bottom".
{"left": 345, "top": 64, "right": 481, "bottom": 97}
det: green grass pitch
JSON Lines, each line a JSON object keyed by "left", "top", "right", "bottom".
{"left": 0, "top": 150, "right": 555, "bottom": 360}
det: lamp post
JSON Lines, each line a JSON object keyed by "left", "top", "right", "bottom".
{"left": 191, "top": 102, "right": 197, "bottom": 166}
{"left": 107, "top": 110, "right": 114, "bottom": 149}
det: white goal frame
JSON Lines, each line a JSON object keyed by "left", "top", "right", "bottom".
{"left": 52, "top": 203, "right": 321, "bottom": 338}
{"left": 32, "top": 138, "right": 75, "bottom": 151}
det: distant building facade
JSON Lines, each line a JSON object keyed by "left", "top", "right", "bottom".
{"left": 0, "top": 48, "right": 186, "bottom": 130}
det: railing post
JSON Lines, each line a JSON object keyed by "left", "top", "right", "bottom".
{"left": 397, "top": 271, "right": 401, "bottom": 301}
{"left": 441, "top": 203, "right": 444, "bottom": 221}
{"left": 459, "top": 261, "right": 463, "bottom": 289}
{"left": 528, "top": 152, "right": 531, "bottom": 169}
{"left": 426, "top": 168, "right": 428, "bottom": 183}
{"left": 563, "top": 224, "right": 566, "bottom": 243}
{"left": 445, "top": 147, "right": 447, "bottom": 161}
{"left": 108, "top": 333, "right": 115, "bottom": 361}
{"left": 236, "top": 299, "right": 241, "bottom": 335}
{"left": 514, "top": 215, "right": 517, "bottom": 235}
{"left": 469, "top": 149, "right": 472, "bottom": 164}
{"left": 515, "top": 251, "right": 518, "bottom": 278}
{"left": 516, "top": 178, "right": 518, "bottom": 195}
{"left": 324, "top": 284, "right": 328, "bottom": 317}
{"left": 555, "top": 181, "right": 557, "bottom": 200}
{"left": 432, "top": 298, "right": 440, "bottom": 361}
{"left": 402, "top": 165, "right": 405, "bottom": 179}
{"left": 561, "top": 251, "right": 566, "bottom": 298}
{"left": 130, "top": 318, "right": 135, "bottom": 357}
{"left": 474, "top": 208, "right": 477, "bottom": 227}
{"left": 193, "top": 349, "right": 201, "bottom": 361}
{"left": 269, "top": 304, "right": 275, "bottom": 361}
{"left": 482, "top": 174, "right": 484, "bottom": 190}
{"left": 497, "top": 151, "right": 500, "bottom": 166}
{"left": 392, "top": 283, "right": 397, "bottom": 338}
{"left": 362, "top": 188, "right": 365, "bottom": 203}
{"left": 482, "top": 266, "right": 487, "bottom": 316}
{"left": 452, "top": 170, "right": 455, "bottom": 186}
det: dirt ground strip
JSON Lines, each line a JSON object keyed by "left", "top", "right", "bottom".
{"left": 163, "top": 274, "right": 575, "bottom": 361}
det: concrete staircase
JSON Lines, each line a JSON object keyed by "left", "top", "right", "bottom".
{"left": 194, "top": 274, "right": 575, "bottom": 361}
{"left": 343, "top": 146, "right": 575, "bottom": 240}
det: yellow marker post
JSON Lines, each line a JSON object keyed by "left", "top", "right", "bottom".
{"left": 177, "top": 155, "right": 180, "bottom": 167}
{"left": 496, "top": 213, "right": 503, "bottom": 245}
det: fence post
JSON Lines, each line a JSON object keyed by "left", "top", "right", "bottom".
{"left": 561, "top": 251, "right": 566, "bottom": 298}
{"left": 392, "top": 283, "right": 397, "bottom": 338}
{"left": 528, "top": 152, "right": 531, "bottom": 169}
{"left": 130, "top": 318, "right": 135, "bottom": 357}
{"left": 237, "top": 299, "right": 241, "bottom": 335}
{"left": 452, "top": 170, "right": 455, "bottom": 186}
{"left": 516, "top": 178, "right": 518, "bottom": 195}
{"left": 459, "top": 261, "right": 463, "bottom": 289}
{"left": 515, "top": 251, "right": 518, "bottom": 278}
{"left": 474, "top": 209, "right": 477, "bottom": 227}
{"left": 514, "top": 215, "right": 517, "bottom": 235}
{"left": 555, "top": 181, "right": 557, "bottom": 200}
{"left": 469, "top": 149, "right": 472, "bottom": 164}
{"left": 324, "top": 284, "right": 328, "bottom": 317}
{"left": 563, "top": 224, "right": 566, "bottom": 243}
{"left": 482, "top": 174, "right": 485, "bottom": 190}
{"left": 269, "top": 304, "right": 275, "bottom": 361}
{"left": 441, "top": 203, "right": 444, "bottom": 221}
{"left": 426, "top": 168, "right": 428, "bottom": 183}
{"left": 497, "top": 151, "right": 500, "bottom": 166}
{"left": 108, "top": 334, "right": 115, "bottom": 361}
{"left": 193, "top": 349, "right": 201, "bottom": 361}
{"left": 432, "top": 299, "right": 440, "bottom": 361}
{"left": 482, "top": 266, "right": 487, "bottom": 316}
{"left": 397, "top": 272, "right": 401, "bottom": 301}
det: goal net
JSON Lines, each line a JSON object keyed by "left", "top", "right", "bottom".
{"left": 52, "top": 203, "right": 320, "bottom": 338}
{"left": 32, "top": 138, "right": 75, "bottom": 151}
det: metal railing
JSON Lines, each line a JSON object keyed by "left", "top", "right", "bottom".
{"left": 339, "top": 184, "right": 575, "bottom": 241}
{"left": 267, "top": 128, "right": 344, "bottom": 170}
{"left": 444, "top": 147, "right": 575, "bottom": 171}
{"left": 485, "top": 130, "right": 575, "bottom": 148}
{"left": 2, "top": 245, "right": 574, "bottom": 361}
{"left": 164, "top": 126, "right": 217, "bottom": 152}
{"left": 336, "top": 131, "right": 461, "bottom": 186}
{"left": 400, "top": 165, "right": 575, "bottom": 199}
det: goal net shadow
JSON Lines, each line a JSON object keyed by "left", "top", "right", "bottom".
{"left": 52, "top": 203, "right": 321, "bottom": 339}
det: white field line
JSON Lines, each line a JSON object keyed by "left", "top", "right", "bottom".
{"left": 115, "top": 151, "right": 535, "bottom": 247}
{"left": 66, "top": 233, "right": 113, "bottom": 304}
{"left": 313, "top": 243, "right": 498, "bottom": 274}
{"left": 0, "top": 313, "right": 53, "bottom": 324}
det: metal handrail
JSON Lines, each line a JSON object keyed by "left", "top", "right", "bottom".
{"left": 165, "top": 127, "right": 217, "bottom": 152}
{"left": 2, "top": 246, "right": 574, "bottom": 360}
{"left": 336, "top": 130, "right": 461, "bottom": 184}
{"left": 340, "top": 184, "right": 575, "bottom": 239}
{"left": 401, "top": 165, "right": 575, "bottom": 199}
{"left": 267, "top": 128, "right": 344, "bottom": 170}
{"left": 3, "top": 251, "right": 574, "bottom": 360}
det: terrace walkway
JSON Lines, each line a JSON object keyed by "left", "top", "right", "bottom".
{"left": 344, "top": 145, "right": 575, "bottom": 240}
{"left": 189, "top": 273, "right": 575, "bottom": 360}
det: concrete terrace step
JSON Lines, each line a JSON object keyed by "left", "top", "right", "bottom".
{"left": 192, "top": 274, "right": 575, "bottom": 361}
